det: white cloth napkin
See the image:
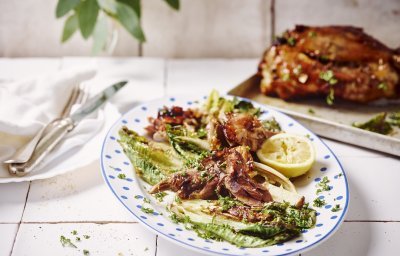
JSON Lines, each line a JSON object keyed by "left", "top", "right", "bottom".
{"left": 0, "top": 67, "right": 120, "bottom": 180}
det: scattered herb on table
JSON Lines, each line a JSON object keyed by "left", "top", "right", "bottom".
{"left": 60, "top": 235, "right": 77, "bottom": 248}
{"left": 83, "top": 249, "right": 90, "bottom": 255}
{"left": 313, "top": 198, "right": 326, "bottom": 207}
{"left": 144, "top": 247, "right": 149, "bottom": 251}
{"left": 331, "top": 204, "right": 341, "bottom": 212}
{"left": 83, "top": 235, "right": 90, "bottom": 239}
{"left": 76, "top": 237, "right": 81, "bottom": 241}
{"left": 143, "top": 198, "right": 151, "bottom": 204}
{"left": 117, "top": 173, "right": 126, "bottom": 180}
{"left": 71, "top": 230, "right": 78, "bottom": 235}
{"left": 308, "top": 108, "right": 315, "bottom": 114}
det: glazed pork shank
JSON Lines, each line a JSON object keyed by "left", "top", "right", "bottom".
{"left": 259, "top": 25, "right": 400, "bottom": 104}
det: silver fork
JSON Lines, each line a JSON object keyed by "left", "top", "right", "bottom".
{"left": 4, "top": 83, "right": 89, "bottom": 165}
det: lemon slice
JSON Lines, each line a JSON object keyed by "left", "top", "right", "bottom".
{"left": 256, "top": 133, "right": 315, "bottom": 178}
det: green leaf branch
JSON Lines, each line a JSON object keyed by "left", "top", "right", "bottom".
{"left": 57, "top": 0, "right": 180, "bottom": 54}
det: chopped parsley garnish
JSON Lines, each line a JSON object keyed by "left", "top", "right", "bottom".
{"left": 71, "top": 230, "right": 77, "bottom": 235}
{"left": 331, "top": 204, "right": 341, "bottom": 212}
{"left": 326, "top": 88, "right": 335, "bottom": 105}
{"left": 262, "top": 118, "right": 282, "bottom": 132}
{"left": 143, "top": 198, "right": 151, "bottom": 204}
{"left": 308, "top": 31, "right": 317, "bottom": 38}
{"left": 218, "top": 196, "right": 243, "bottom": 211}
{"left": 117, "top": 173, "right": 126, "bottom": 179}
{"left": 76, "top": 237, "right": 81, "bottom": 241}
{"left": 378, "top": 82, "right": 388, "bottom": 91}
{"left": 293, "top": 65, "right": 302, "bottom": 76}
{"left": 154, "top": 192, "right": 167, "bottom": 202}
{"left": 287, "top": 37, "right": 296, "bottom": 46}
{"left": 60, "top": 235, "right": 77, "bottom": 248}
{"left": 316, "top": 176, "right": 331, "bottom": 194}
{"left": 281, "top": 72, "right": 290, "bottom": 81}
{"left": 83, "top": 235, "right": 90, "bottom": 239}
{"left": 319, "top": 70, "right": 338, "bottom": 105}
{"left": 313, "top": 198, "right": 326, "bottom": 207}
{"left": 174, "top": 196, "right": 182, "bottom": 204}
{"left": 141, "top": 206, "right": 154, "bottom": 214}
{"left": 83, "top": 249, "right": 90, "bottom": 255}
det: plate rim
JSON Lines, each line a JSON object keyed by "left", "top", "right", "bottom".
{"left": 100, "top": 95, "right": 350, "bottom": 256}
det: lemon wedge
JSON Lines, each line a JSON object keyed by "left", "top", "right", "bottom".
{"left": 256, "top": 133, "right": 315, "bottom": 178}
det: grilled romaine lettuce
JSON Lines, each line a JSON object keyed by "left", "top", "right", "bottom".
{"left": 118, "top": 126, "right": 183, "bottom": 185}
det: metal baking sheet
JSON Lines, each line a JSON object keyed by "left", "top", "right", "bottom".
{"left": 228, "top": 75, "right": 400, "bottom": 157}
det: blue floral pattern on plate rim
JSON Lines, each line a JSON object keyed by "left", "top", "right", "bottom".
{"left": 100, "top": 95, "right": 349, "bottom": 256}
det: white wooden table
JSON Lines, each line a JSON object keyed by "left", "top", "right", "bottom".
{"left": 1, "top": 57, "right": 399, "bottom": 256}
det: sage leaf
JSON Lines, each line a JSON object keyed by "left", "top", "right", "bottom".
{"left": 61, "top": 13, "right": 79, "bottom": 43}
{"left": 164, "top": 0, "right": 180, "bottom": 10}
{"left": 92, "top": 15, "right": 108, "bottom": 55}
{"left": 78, "top": 0, "right": 99, "bottom": 39}
{"left": 118, "top": 0, "right": 141, "bottom": 17}
{"left": 115, "top": 2, "right": 145, "bottom": 42}
{"left": 56, "top": 0, "right": 80, "bottom": 18}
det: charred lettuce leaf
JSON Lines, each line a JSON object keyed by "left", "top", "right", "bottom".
{"left": 118, "top": 126, "right": 183, "bottom": 185}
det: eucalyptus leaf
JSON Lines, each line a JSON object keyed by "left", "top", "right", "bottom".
{"left": 164, "top": 0, "right": 180, "bottom": 10}
{"left": 118, "top": 0, "right": 141, "bottom": 17}
{"left": 92, "top": 15, "right": 108, "bottom": 54}
{"left": 56, "top": 0, "right": 80, "bottom": 18}
{"left": 61, "top": 13, "right": 79, "bottom": 42}
{"left": 78, "top": 0, "right": 99, "bottom": 39}
{"left": 115, "top": 2, "right": 145, "bottom": 42}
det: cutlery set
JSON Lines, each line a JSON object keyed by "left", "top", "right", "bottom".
{"left": 3, "top": 81, "right": 127, "bottom": 176}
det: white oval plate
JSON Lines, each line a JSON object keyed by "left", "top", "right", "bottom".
{"left": 101, "top": 95, "right": 349, "bottom": 256}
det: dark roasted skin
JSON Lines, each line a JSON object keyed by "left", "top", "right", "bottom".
{"left": 150, "top": 147, "right": 273, "bottom": 206}
{"left": 259, "top": 25, "right": 400, "bottom": 103}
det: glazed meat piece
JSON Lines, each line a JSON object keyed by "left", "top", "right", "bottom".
{"left": 259, "top": 25, "right": 400, "bottom": 104}
{"left": 224, "top": 148, "right": 273, "bottom": 206}
{"left": 146, "top": 106, "right": 202, "bottom": 141}
{"left": 150, "top": 147, "right": 273, "bottom": 206}
{"left": 223, "top": 113, "right": 275, "bottom": 151}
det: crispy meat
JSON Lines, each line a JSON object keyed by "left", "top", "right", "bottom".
{"left": 146, "top": 106, "right": 202, "bottom": 140}
{"left": 223, "top": 113, "right": 275, "bottom": 151}
{"left": 150, "top": 147, "right": 273, "bottom": 207}
{"left": 259, "top": 25, "right": 400, "bottom": 103}
{"left": 224, "top": 149, "right": 273, "bottom": 206}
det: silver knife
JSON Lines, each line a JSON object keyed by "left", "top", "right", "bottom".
{"left": 6, "top": 81, "right": 127, "bottom": 176}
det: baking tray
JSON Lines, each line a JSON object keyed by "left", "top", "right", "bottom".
{"left": 228, "top": 75, "right": 400, "bottom": 157}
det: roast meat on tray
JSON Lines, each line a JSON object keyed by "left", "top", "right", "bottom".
{"left": 258, "top": 25, "right": 400, "bottom": 104}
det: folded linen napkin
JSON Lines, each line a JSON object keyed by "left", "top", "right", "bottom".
{"left": 0, "top": 67, "right": 120, "bottom": 180}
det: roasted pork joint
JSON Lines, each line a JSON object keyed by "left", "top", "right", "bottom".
{"left": 259, "top": 25, "right": 400, "bottom": 104}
